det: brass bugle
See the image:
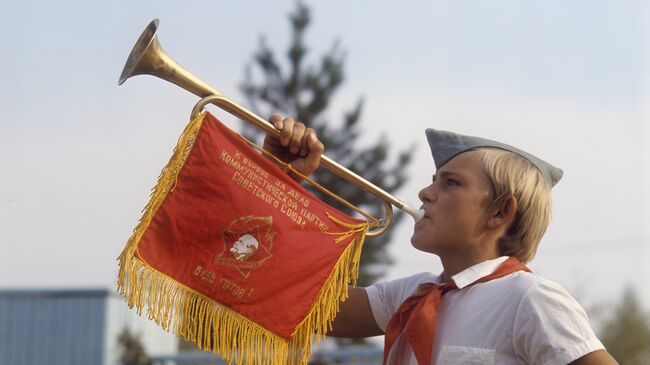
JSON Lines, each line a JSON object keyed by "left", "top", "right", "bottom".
{"left": 119, "top": 19, "right": 423, "bottom": 237}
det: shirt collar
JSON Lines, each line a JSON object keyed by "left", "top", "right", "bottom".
{"left": 449, "top": 256, "right": 510, "bottom": 289}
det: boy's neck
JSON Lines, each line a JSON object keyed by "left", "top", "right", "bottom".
{"left": 439, "top": 251, "right": 500, "bottom": 283}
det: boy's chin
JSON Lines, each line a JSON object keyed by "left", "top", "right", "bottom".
{"left": 410, "top": 236, "right": 438, "bottom": 255}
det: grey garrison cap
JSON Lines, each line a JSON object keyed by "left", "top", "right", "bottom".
{"left": 425, "top": 129, "right": 563, "bottom": 188}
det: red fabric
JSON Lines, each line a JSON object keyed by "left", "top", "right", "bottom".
{"left": 135, "top": 112, "right": 365, "bottom": 340}
{"left": 383, "top": 257, "right": 531, "bottom": 364}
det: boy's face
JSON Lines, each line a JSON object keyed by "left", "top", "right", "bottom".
{"left": 411, "top": 150, "right": 494, "bottom": 257}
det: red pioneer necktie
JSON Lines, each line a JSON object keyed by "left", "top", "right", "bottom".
{"left": 383, "top": 256, "right": 531, "bottom": 365}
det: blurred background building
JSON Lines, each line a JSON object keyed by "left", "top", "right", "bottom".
{"left": 0, "top": 289, "right": 178, "bottom": 365}
{"left": 0, "top": 289, "right": 382, "bottom": 365}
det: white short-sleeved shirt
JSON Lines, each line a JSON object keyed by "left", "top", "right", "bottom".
{"left": 366, "top": 256, "right": 604, "bottom": 365}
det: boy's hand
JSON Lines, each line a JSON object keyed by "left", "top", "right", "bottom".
{"left": 263, "top": 115, "right": 324, "bottom": 181}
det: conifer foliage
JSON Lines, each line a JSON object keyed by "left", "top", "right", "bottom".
{"left": 601, "top": 287, "right": 650, "bottom": 364}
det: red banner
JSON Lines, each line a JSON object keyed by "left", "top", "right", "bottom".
{"left": 118, "top": 112, "right": 369, "bottom": 364}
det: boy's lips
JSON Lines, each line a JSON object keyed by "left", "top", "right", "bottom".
{"left": 419, "top": 207, "right": 430, "bottom": 219}
{"left": 415, "top": 213, "right": 431, "bottom": 227}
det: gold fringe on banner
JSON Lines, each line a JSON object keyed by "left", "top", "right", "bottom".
{"left": 117, "top": 112, "right": 369, "bottom": 365}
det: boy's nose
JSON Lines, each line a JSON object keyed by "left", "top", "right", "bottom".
{"left": 418, "top": 184, "right": 436, "bottom": 203}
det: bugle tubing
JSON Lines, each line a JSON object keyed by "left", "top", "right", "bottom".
{"left": 118, "top": 19, "right": 423, "bottom": 237}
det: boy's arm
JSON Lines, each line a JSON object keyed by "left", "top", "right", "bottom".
{"left": 569, "top": 350, "right": 618, "bottom": 365}
{"left": 328, "top": 287, "right": 384, "bottom": 338}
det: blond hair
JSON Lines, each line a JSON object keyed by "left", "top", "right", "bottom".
{"left": 477, "top": 148, "right": 552, "bottom": 263}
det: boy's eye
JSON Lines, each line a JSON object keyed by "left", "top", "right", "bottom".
{"left": 433, "top": 174, "right": 460, "bottom": 186}
{"left": 446, "top": 178, "right": 459, "bottom": 186}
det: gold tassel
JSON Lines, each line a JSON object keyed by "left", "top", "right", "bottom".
{"left": 117, "top": 112, "right": 370, "bottom": 365}
{"left": 325, "top": 212, "right": 371, "bottom": 244}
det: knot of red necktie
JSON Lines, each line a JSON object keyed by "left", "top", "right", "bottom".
{"left": 382, "top": 257, "right": 530, "bottom": 365}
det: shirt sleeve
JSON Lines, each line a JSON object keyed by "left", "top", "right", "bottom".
{"left": 366, "top": 272, "right": 437, "bottom": 332}
{"left": 513, "top": 278, "right": 605, "bottom": 365}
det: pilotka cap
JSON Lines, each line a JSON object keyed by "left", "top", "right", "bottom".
{"left": 425, "top": 129, "right": 563, "bottom": 188}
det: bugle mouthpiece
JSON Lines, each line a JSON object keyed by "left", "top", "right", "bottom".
{"left": 401, "top": 205, "right": 425, "bottom": 222}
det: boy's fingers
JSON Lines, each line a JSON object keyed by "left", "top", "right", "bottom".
{"left": 290, "top": 122, "right": 306, "bottom": 155}
{"left": 280, "top": 117, "right": 295, "bottom": 147}
{"left": 269, "top": 114, "right": 283, "bottom": 129}
{"left": 304, "top": 131, "right": 324, "bottom": 172}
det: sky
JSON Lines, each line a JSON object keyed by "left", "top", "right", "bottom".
{"left": 1, "top": 0, "right": 649, "bottom": 328}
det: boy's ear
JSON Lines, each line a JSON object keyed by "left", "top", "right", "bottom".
{"left": 487, "top": 196, "right": 517, "bottom": 229}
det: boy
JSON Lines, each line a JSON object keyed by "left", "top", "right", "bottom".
{"left": 263, "top": 115, "right": 617, "bottom": 364}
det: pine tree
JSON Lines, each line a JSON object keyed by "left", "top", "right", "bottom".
{"left": 117, "top": 327, "right": 152, "bottom": 365}
{"left": 600, "top": 286, "right": 650, "bottom": 364}
{"left": 240, "top": 2, "right": 413, "bottom": 287}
